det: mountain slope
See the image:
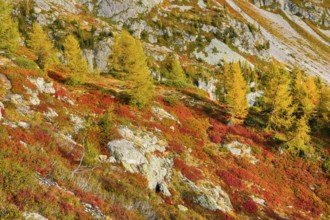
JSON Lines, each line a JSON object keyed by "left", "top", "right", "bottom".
{"left": 0, "top": 0, "right": 330, "bottom": 219}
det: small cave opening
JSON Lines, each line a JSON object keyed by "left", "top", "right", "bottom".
{"left": 155, "top": 183, "right": 161, "bottom": 193}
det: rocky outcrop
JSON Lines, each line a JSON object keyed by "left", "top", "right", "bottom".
{"left": 97, "top": 0, "right": 163, "bottom": 23}
{"left": 223, "top": 141, "right": 258, "bottom": 164}
{"left": 196, "top": 77, "right": 218, "bottom": 101}
{"left": 83, "top": 39, "right": 112, "bottom": 73}
{"left": 0, "top": 101, "right": 4, "bottom": 121}
{"left": 107, "top": 126, "right": 173, "bottom": 195}
{"left": 108, "top": 139, "right": 148, "bottom": 168}
{"left": 23, "top": 212, "right": 48, "bottom": 220}
{"left": 151, "top": 106, "right": 178, "bottom": 122}
{"left": 253, "top": 0, "right": 330, "bottom": 27}
{"left": 29, "top": 77, "right": 55, "bottom": 95}
{"left": 34, "top": 0, "right": 79, "bottom": 13}
{"left": 181, "top": 176, "right": 233, "bottom": 212}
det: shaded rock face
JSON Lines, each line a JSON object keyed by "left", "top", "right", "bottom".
{"left": 107, "top": 126, "right": 173, "bottom": 195}
{"left": 196, "top": 77, "right": 218, "bottom": 101}
{"left": 83, "top": 39, "right": 112, "bottom": 73}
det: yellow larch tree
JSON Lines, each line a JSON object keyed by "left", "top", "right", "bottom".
{"left": 110, "top": 30, "right": 154, "bottom": 108}
{"left": 263, "top": 62, "right": 295, "bottom": 131}
{"left": 0, "top": 0, "right": 19, "bottom": 52}
{"left": 226, "top": 62, "right": 248, "bottom": 124}
{"left": 63, "top": 34, "right": 89, "bottom": 83}
{"left": 292, "top": 68, "right": 320, "bottom": 118}
{"left": 27, "top": 22, "right": 59, "bottom": 69}
{"left": 287, "top": 116, "right": 313, "bottom": 156}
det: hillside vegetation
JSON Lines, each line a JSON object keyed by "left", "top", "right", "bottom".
{"left": 0, "top": 0, "right": 329, "bottom": 219}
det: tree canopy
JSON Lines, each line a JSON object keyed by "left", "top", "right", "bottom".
{"left": 27, "top": 22, "right": 59, "bottom": 69}
{"left": 0, "top": 0, "right": 19, "bottom": 52}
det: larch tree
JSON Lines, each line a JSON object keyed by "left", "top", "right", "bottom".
{"left": 63, "top": 34, "right": 89, "bottom": 82}
{"left": 0, "top": 0, "right": 19, "bottom": 52}
{"left": 27, "top": 22, "right": 59, "bottom": 69}
{"left": 110, "top": 30, "right": 154, "bottom": 108}
{"left": 292, "top": 68, "right": 319, "bottom": 118}
{"left": 226, "top": 62, "right": 248, "bottom": 124}
{"left": 110, "top": 30, "right": 140, "bottom": 79}
{"left": 263, "top": 62, "right": 295, "bottom": 131}
{"left": 161, "top": 54, "right": 186, "bottom": 82}
{"left": 287, "top": 117, "right": 312, "bottom": 156}
{"left": 316, "top": 83, "right": 330, "bottom": 131}
{"left": 217, "top": 60, "right": 231, "bottom": 103}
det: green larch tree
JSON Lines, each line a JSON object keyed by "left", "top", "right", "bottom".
{"left": 161, "top": 54, "right": 186, "bottom": 82}
{"left": 0, "top": 0, "right": 19, "bottom": 52}
{"left": 27, "top": 22, "right": 59, "bottom": 69}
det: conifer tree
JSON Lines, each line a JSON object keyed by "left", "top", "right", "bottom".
{"left": 263, "top": 63, "right": 295, "bottom": 131}
{"left": 287, "top": 117, "right": 312, "bottom": 156}
{"left": 0, "top": 0, "right": 19, "bottom": 51}
{"left": 226, "top": 62, "right": 248, "bottom": 124}
{"left": 27, "top": 22, "right": 58, "bottom": 69}
{"left": 161, "top": 54, "right": 186, "bottom": 82}
{"left": 111, "top": 30, "right": 141, "bottom": 79}
{"left": 110, "top": 30, "right": 153, "bottom": 107}
{"left": 316, "top": 84, "right": 330, "bottom": 130}
{"left": 63, "top": 34, "right": 89, "bottom": 82}
{"left": 292, "top": 68, "right": 319, "bottom": 118}
{"left": 217, "top": 60, "right": 231, "bottom": 103}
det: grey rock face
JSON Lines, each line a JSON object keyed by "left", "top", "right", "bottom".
{"left": 107, "top": 126, "right": 173, "bottom": 195}
{"left": 0, "top": 101, "right": 4, "bottom": 121}
{"left": 34, "top": 0, "right": 79, "bottom": 13}
{"left": 29, "top": 77, "right": 55, "bottom": 94}
{"left": 181, "top": 176, "right": 233, "bottom": 213}
{"left": 97, "top": 0, "right": 163, "bottom": 23}
{"left": 141, "top": 155, "right": 173, "bottom": 196}
{"left": 197, "top": 77, "right": 218, "bottom": 101}
{"left": 82, "top": 39, "right": 111, "bottom": 73}
{"left": 94, "top": 39, "right": 112, "bottom": 72}
{"left": 107, "top": 139, "right": 148, "bottom": 165}
{"left": 253, "top": 0, "right": 330, "bottom": 27}
{"left": 83, "top": 50, "right": 94, "bottom": 72}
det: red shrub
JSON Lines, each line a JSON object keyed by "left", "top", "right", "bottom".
{"left": 0, "top": 108, "right": 5, "bottom": 117}
{"left": 174, "top": 158, "right": 187, "bottom": 170}
{"left": 74, "top": 189, "right": 104, "bottom": 208}
{"left": 209, "top": 119, "right": 228, "bottom": 144}
{"left": 110, "top": 203, "right": 138, "bottom": 220}
{"left": 216, "top": 170, "right": 243, "bottom": 189}
{"left": 11, "top": 189, "right": 35, "bottom": 209}
{"left": 173, "top": 105, "right": 193, "bottom": 122}
{"left": 100, "top": 96, "right": 114, "bottom": 107}
{"left": 182, "top": 166, "right": 204, "bottom": 183}
{"left": 115, "top": 105, "right": 136, "bottom": 120}
{"left": 174, "top": 158, "right": 204, "bottom": 183}
{"left": 33, "top": 127, "right": 52, "bottom": 144}
{"left": 54, "top": 86, "right": 68, "bottom": 98}
{"left": 167, "top": 141, "right": 185, "bottom": 153}
{"left": 243, "top": 199, "right": 258, "bottom": 214}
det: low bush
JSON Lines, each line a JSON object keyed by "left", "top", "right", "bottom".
{"left": 216, "top": 170, "right": 243, "bottom": 189}
{"left": 243, "top": 199, "right": 258, "bottom": 214}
